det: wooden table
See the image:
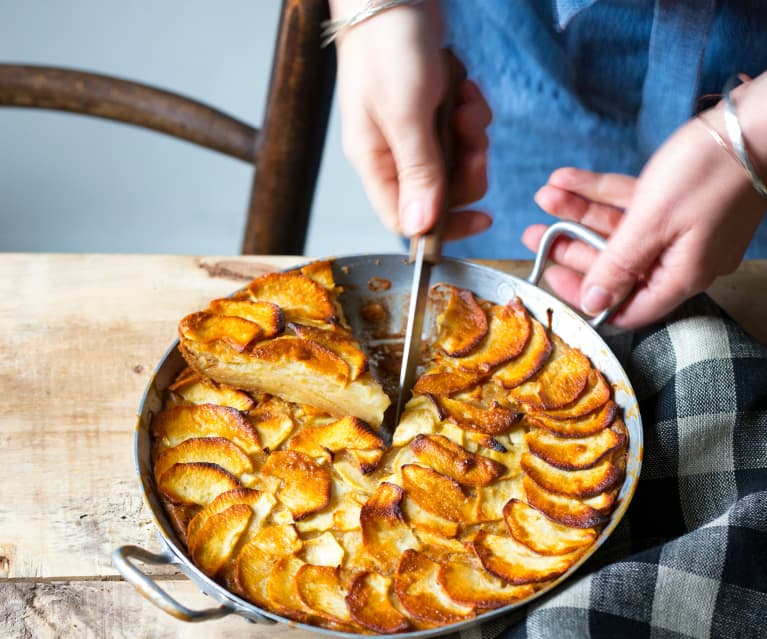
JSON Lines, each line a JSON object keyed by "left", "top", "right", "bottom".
{"left": 1, "top": 254, "right": 765, "bottom": 639}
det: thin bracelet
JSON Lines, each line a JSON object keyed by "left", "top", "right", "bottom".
{"left": 722, "top": 74, "right": 767, "bottom": 198}
{"left": 694, "top": 114, "right": 741, "bottom": 166}
{"left": 321, "top": 0, "right": 422, "bottom": 47}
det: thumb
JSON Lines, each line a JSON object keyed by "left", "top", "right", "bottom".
{"left": 388, "top": 117, "right": 445, "bottom": 237}
{"left": 579, "top": 218, "right": 662, "bottom": 319}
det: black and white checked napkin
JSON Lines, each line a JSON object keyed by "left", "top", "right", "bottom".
{"left": 465, "top": 294, "right": 767, "bottom": 639}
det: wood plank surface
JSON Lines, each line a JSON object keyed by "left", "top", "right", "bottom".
{"left": 0, "top": 255, "right": 301, "bottom": 581}
{"left": 0, "top": 253, "right": 764, "bottom": 639}
{"left": 0, "top": 580, "right": 317, "bottom": 639}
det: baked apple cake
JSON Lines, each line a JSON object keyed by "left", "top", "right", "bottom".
{"left": 151, "top": 260, "right": 628, "bottom": 633}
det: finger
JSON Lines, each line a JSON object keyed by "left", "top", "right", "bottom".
{"left": 454, "top": 82, "right": 492, "bottom": 150}
{"left": 603, "top": 235, "right": 703, "bottom": 329}
{"left": 343, "top": 117, "right": 401, "bottom": 231}
{"left": 521, "top": 224, "right": 600, "bottom": 273}
{"left": 441, "top": 209, "right": 493, "bottom": 242}
{"left": 547, "top": 168, "right": 635, "bottom": 209}
{"left": 579, "top": 213, "right": 665, "bottom": 319}
{"left": 540, "top": 264, "right": 585, "bottom": 310}
{"left": 450, "top": 148, "right": 488, "bottom": 207}
{"left": 534, "top": 185, "right": 625, "bottom": 237}
{"left": 383, "top": 113, "right": 445, "bottom": 237}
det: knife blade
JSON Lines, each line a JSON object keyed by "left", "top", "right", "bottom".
{"left": 394, "top": 233, "right": 437, "bottom": 420}
{"left": 394, "top": 51, "right": 465, "bottom": 421}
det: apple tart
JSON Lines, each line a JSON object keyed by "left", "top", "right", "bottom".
{"left": 151, "top": 261, "right": 628, "bottom": 633}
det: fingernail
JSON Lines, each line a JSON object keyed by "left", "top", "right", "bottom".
{"left": 582, "top": 285, "right": 612, "bottom": 316}
{"left": 400, "top": 201, "right": 426, "bottom": 236}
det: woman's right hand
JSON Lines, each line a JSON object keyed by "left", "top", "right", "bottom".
{"left": 330, "top": 0, "right": 493, "bottom": 241}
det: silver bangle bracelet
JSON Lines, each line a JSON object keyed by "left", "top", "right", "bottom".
{"left": 722, "top": 74, "right": 767, "bottom": 199}
{"left": 321, "top": 0, "right": 423, "bottom": 47}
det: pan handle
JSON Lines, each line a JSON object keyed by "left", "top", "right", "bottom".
{"left": 527, "top": 221, "right": 619, "bottom": 328}
{"left": 112, "top": 545, "right": 234, "bottom": 622}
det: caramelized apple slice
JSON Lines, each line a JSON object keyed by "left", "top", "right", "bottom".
{"left": 261, "top": 450, "right": 331, "bottom": 520}
{"left": 410, "top": 434, "right": 506, "bottom": 487}
{"left": 537, "top": 369, "right": 612, "bottom": 419}
{"left": 401, "top": 494, "right": 460, "bottom": 539}
{"left": 249, "top": 523, "right": 302, "bottom": 556}
{"left": 493, "top": 317, "right": 552, "bottom": 388}
{"left": 250, "top": 412, "right": 295, "bottom": 451}
{"left": 333, "top": 456, "right": 380, "bottom": 494}
{"left": 188, "top": 503, "right": 252, "bottom": 577}
{"left": 347, "top": 572, "right": 411, "bottom": 634}
{"left": 300, "top": 259, "right": 337, "bottom": 292}
{"left": 187, "top": 488, "right": 275, "bottom": 544}
{"left": 476, "top": 477, "right": 525, "bottom": 522}
{"left": 394, "top": 549, "right": 474, "bottom": 626}
{"left": 247, "top": 271, "right": 337, "bottom": 323}
{"left": 391, "top": 395, "right": 442, "bottom": 447}
{"left": 347, "top": 448, "right": 385, "bottom": 473}
{"left": 169, "top": 373, "right": 255, "bottom": 411}
{"left": 207, "top": 298, "right": 284, "bottom": 340}
{"left": 472, "top": 531, "right": 582, "bottom": 585}
{"left": 360, "top": 482, "right": 420, "bottom": 572}
{"left": 522, "top": 475, "right": 611, "bottom": 529}
{"left": 332, "top": 492, "right": 366, "bottom": 532}
{"left": 510, "top": 335, "right": 591, "bottom": 410}
{"left": 455, "top": 300, "right": 531, "bottom": 373}
{"left": 157, "top": 462, "right": 239, "bottom": 506}
{"left": 266, "top": 556, "right": 315, "bottom": 623}
{"left": 504, "top": 499, "right": 597, "bottom": 555}
{"left": 179, "top": 311, "right": 264, "bottom": 352}
{"left": 234, "top": 542, "right": 273, "bottom": 609}
{"left": 437, "top": 556, "right": 535, "bottom": 609}
{"left": 287, "top": 416, "right": 384, "bottom": 470}
{"left": 435, "top": 396, "right": 521, "bottom": 436}
{"left": 521, "top": 452, "right": 622, "bottom": 499}
{"left": 434, "top": 286, "right": 488, "bottom": 356}
{"left": 289, "top": 323, "right": 368, "bottom": 380}
{"left": 525, "top": 418, "right": 627, "bottom": 469}
{"left": 401, "top": 464, "right": 477, "bottom": 523}
{"left": 413, "top": 368, "right": 488, "bottom": 397}
{"left": 152, "top": 404, "right": 261, "bottom": 455}
{"left": 250, "top": 336, "right": 350, "bottom": 385}
{"left": 296, "top": 565, "right": 356, "bottom": 628}
{"left": 302, "top": 531, "right": 345, "bottom": 567}
{"left": 153, "top": 437, "right": 253, "bottom": 483}
{"left": 526, "top": 400, "right": 617, "bottom": 438}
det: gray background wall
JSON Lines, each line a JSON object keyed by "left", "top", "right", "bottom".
{"left": 0, "top": 0, "right": 401, "bottom": 256}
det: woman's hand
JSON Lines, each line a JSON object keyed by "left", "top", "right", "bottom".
{"left": 330, "top": 0, "right": 492, "bottom": 241}
{"left": 522, "top": 76, "right": 767, "bottom": 329}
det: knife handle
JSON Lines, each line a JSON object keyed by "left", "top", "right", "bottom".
{"left": 410, "top": 50, "right": 467, "bottom": 264}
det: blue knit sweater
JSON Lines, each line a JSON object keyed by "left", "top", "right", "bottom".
{"left": 441, "top": 0, "right": 767, "bottom": 259}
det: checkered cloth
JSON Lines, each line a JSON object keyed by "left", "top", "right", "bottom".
{"left": 468, "top": 293, "right": 767, "bottom": 639}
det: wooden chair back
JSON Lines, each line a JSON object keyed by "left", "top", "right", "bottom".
{"left": 0, "top": 0, "right": 335, "bottom": 255}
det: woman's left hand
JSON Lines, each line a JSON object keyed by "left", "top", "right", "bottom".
{"left": 522, "top": 77, "right": 767, "bottom": 329}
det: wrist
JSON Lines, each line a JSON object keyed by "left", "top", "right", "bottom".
{"left": 327, "top": 0, "right": 441, "bottom": 45}
{"left": 736, "top": 73, "right": 767, "bottom": 181}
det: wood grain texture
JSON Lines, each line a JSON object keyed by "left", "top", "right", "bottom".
{"left": 1, "top": 253, "right": 764, "bottom": 636}
{"left": 243, "top": 0, "right": 335, "bottom": 255}
{"left": 0, "top": 255, "right": 301, "bottom": 580}
{"left": 0, "top": 65, "right": 258, "bottom": 162}
{"left": 0, "top": 581, "right": 317, "bottom": 639}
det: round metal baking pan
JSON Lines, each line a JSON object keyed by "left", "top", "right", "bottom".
{"left": 114, "top": 222, "right": 643, "bottom": 635}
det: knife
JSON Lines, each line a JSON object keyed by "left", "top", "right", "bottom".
{"left": 394, "top": 52, "right": 465, "bottom": 420}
